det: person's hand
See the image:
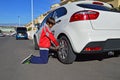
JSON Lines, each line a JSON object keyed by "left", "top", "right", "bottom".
{"left": 50, "top": 46, "right": 56, "bottom": 50}
{"left": 55, "top": 46, "right": 60, "bottom": 51}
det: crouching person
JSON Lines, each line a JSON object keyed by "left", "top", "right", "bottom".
{"left": 22, "top": 17, "right": 59, "bottom": 64}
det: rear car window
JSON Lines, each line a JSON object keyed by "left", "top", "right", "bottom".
{"left": 77, "top": 4, "right": 119, "bottom": 12}
{"left": 16, "top": 27, "right": 27, "bottom": 32}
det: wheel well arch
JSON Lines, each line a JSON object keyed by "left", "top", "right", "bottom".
{"left": 57, "top": 33, "right": 75, "bottom": 53}
{"left": 57, "top": 33, "right": 67, "bottom": 39}
{"left": 33, "top": 34, "right": 37, "bottom": 42}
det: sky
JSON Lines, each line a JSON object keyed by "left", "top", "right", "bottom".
{"left": 0, "top": 0, "right": 60, "bottom": 26}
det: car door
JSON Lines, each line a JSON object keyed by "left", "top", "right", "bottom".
{"left": 36, "top": 11, "right": 54, "bottom": 44}
{"left": 51, "top": 7, "right": 67, "bottom": 37}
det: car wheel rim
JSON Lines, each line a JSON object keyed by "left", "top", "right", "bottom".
{"left": 58, "top": 39, "right": 68, "bottom": 60}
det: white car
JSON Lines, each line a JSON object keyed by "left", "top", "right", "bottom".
{"left": 33, "top": 1, "right": 120, "bottom": 64}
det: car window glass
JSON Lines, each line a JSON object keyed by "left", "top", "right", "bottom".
{"left": 77, "top": 4, "right": 119, "bottom": 12}
{"left": 53, "top": 7, "right": 67, "bottom": 19}
{"left": 53, "top": 11, "right": 57, "bottom": 19}
{"left": 39, "top": 12, "right": 54, "bottom": 28}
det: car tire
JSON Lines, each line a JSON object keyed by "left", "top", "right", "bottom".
{"left": 34, "top": 37, "right": 39, "bottom": 50}
{"left": 58, "top": 36, "right": 76, "bottom": 64}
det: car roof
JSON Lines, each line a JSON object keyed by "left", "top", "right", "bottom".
{"left": 58, "top": 1, "right": 112, "bottom": 9}
{"left": 45, "top": 1, "right": 112, "bottom": 19}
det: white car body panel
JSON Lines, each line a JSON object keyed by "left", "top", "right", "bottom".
{"left": 91, "top": 10, "right": 120, "bottom": 30}
{"left": 52, "top": 20, "right": 93, "bottom": 53}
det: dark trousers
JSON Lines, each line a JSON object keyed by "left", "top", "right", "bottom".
{"left": 30, "top": 49, "right": 49, "bottom": 64}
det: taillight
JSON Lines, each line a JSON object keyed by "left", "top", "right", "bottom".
{"left": 84, "top": 46, "right": 102, "bottom": 51}
{"left": 93, "top": 2, "right": 103, "bottom": 5}
{"left": 69, "top": 10, "right": 99, "bottom": 22}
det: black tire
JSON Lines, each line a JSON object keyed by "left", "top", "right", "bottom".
{"left": 34, "top": 37, "right": 39, "bottom": 50}
{"left": 57, "top": 36, "right": 76, "bottom": 64}
{"left": 114, "top": 51, "right": 120, "bottom": 57}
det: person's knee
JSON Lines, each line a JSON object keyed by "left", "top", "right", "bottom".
{"left": 41, "top": 57, "right": 48, "bottom": 64}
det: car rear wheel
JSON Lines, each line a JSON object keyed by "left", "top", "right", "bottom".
{"left": 58, "top": 36, "right": 76, "bottom": 64}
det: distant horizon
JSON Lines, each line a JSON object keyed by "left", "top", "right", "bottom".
{"left": 0, "top": 23, "right": 25, "bottom": 27}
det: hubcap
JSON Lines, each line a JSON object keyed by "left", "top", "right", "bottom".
{"left": 58, "top": 39, "right": 68, "bottom": 59}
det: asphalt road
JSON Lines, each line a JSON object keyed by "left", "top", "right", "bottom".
{"left": 0, "top": 37, "right": 120, "bottom": 80}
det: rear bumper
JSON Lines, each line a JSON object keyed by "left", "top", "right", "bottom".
{"left": 81, "top": 38, "right": 120, "bottom": 54}
{"left": 16, "top": 35, "right": 28, "bottom": 39}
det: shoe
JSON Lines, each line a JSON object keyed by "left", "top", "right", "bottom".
{"left": 21, "top": 54, "right": 32, "bottom": 64}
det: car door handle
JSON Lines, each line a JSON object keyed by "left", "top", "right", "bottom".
{"left": 52, "top": 30, "right": 55, "bottom": 35}
{"left": 56, "top": 20, "right": 61, "bottom": 24}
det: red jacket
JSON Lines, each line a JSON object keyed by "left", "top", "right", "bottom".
{"left": 38, "top": 24, "right": 59, "bottom": 48}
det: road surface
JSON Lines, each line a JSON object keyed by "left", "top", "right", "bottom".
{"left": 0, "top": 37, "right": 120, "bottom": 80}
